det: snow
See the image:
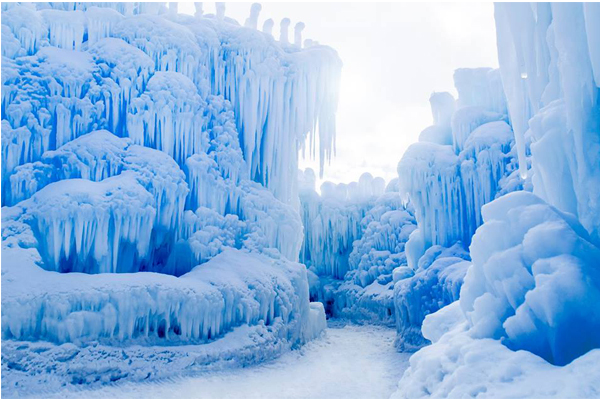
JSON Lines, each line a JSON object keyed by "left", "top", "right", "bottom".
{"left": 394, "top": 312, "right": 600, "bottom": 398}
{"left": 17, "top": 323, "right": 409, "bottom": 399}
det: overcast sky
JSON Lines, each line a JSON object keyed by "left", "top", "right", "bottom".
{"left": 180, "top": 2, "right": 499, "bottom": 187}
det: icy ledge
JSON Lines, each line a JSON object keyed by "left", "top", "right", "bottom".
{"left": 1, "top": 214, "right": 325, "bottom": 345}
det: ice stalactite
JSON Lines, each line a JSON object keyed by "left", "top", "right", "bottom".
{"left": 88, "top": 38, "right": 155, "bottom": 137}
{"left": 2, "top": 244, "right": 316, "bottom": 346}
{"left": 127, "top": 71, "right": 209, "bottom": 166}
{"left": 209, "top": 26, "right": 341, "bottom": 204}
{"left": 2, "top": 5, "right": 48, "bottom": 55}
{"left": 299, "top": 170, "right": 417, "bottom": 324}
{"left": 6, "top": 131, "right": 189, "bottom": 270}
{"left": 40, "top": 9, "right": 85, "bottom": 50}
{"left": 495, "top": 2, "right": 600, "bottom": 243}
{"left": 85, "top": 7, "right": 124, "bottom": 45}
{"left": 24, "top": 174, "right": 156, "bottom": 274}
{"left": 299, "top": 171, "right": 402, "bottom": 280}
{"left": 398, "top": 68, "right": 514, "bottom": 250}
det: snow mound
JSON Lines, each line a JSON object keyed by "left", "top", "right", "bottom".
{"left": 394, "top": 314, "right": 600, "bottom": 398}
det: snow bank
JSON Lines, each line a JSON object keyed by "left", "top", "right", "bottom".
{"left": 393, "top": 313, "right": 600, "bottom": 398}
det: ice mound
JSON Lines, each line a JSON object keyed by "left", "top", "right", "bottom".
{"left": 461, "top": 191, "right": 600, "bottom": 366}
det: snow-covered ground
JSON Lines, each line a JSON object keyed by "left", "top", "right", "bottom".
{"left": 43, "top": 322, "right": 409, "bottom": 399}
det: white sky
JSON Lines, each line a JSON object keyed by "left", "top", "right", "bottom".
{"left": 179, "top": 2, "right": 499, "bottom": 186}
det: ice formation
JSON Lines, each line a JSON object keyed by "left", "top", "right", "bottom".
{"left": 298, "top": 169, "right": 418, "bottom": 325}
{"left": 394, "top": 2, "right": 600, "bottom": 396}
{"left": 398, "top": 69, "right": 516, "bottom": 250}
{"left": 2, "top": 3, "right": 341, "bottom": 386}
{"left": 462, "top": 192, "right": 600, "bottom": 366}
{"left": 394, "top": 243, "right": 470, "bottom": 351}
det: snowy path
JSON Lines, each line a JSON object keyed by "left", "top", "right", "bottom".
{"left": 56, "top": 322, "right": 410, "bottom": 399}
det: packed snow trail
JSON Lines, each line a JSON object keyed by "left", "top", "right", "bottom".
{"left": 49, "top": 322, "right": 410, "bottom": 399}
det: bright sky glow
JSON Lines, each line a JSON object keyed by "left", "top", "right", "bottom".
{"left": 179, "top": 2, "right": 499, "bottom": 187}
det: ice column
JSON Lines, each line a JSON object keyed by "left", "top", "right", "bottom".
{"left": 244, "top": 3, "right": 261, "bottom": 29}
{"left": 294, "top": 22, "right": 305, "bottom": 48}
{"left": 216, "top": 2, "right": 225, "bottom": 20}
{"left": 194, "top": 2, "right": 203, "bottom": 17}
{"left": 262, "top": 18, "right": 274, "bottom": 36}
{"left": 280, "top": 18, "right": 290, "bottom": 44}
